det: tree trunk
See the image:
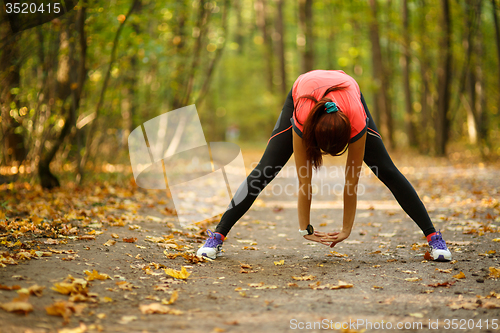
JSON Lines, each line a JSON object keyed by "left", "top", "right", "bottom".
{"left": 183, "top": 0, "right": 210, "bottom": 106}
{"left": 0, "top": 23, "right": 26, "bottom": 166}
{"left": 402, "top": 0, "right": 417, "bottom": 147}
{"left": 298, "top": 0, "right": 314, "bottom": 73}
{"left": 460, "top": 0, "right": 483, "bottom": 145}
{"left": 196, "top": 0, "right": 231, "bottom": 105}
{"left": 275, "top": 0, "right": 287, "bottom": 94}
{"left": 77, "top": 0, "right": 139, "bottom": 183}
{"left": 435, "top": 0, "right": 452, "bottom": 156}
{"left": 39, "top": 3, "right": 87, "bottom": 189}
{"left": 492, "top": 0, "right": 500, "bottom": 108}
{"left": 255, "top": 0, "right": 274, "bottom": 92}
{"left": 368, "top": 0, "right": 393, "bottom": 148}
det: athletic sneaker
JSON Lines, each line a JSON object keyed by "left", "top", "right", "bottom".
{"left": 428, "top": 230, "right": 452, "bottom": 261}
{"left": 196, "top": 230, "right": 224, "bottom": 260}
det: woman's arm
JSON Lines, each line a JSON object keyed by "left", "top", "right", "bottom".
{"left": 293, "top": 130, "right": 330, "bottom": 245}
{"left": 316, "top": 132, "right": 366, "bottom": 247}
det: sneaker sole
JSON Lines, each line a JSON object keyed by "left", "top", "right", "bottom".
{"left": 433, "top": 254, "right": 452, "bottom": 262}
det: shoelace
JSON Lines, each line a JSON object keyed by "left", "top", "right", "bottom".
{"left": 204, "top": 230, "right": 221, "bottom": 247}
{"left": 430, "top": 231, "right": 448, "bottom": 250}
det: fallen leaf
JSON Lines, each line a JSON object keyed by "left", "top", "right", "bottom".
{"left": 161, "top": 291, "right": 178, "bottom": 305}
{"left": 123, "top": 237, "right": 137, "bottom": 243}
{"left": 0, "top": 293, "right": 33, "bottom": 315}
{"left": 330, "top": 281, "right": 354, "bottom": 289}
{"left": 139, "top": 303, "right": 183, "bottom": 315}
{"left": 448, "top": 301, "right": 479, "bottom": 310}
{"left": 46, "top": 300, "right": 79, "bottom": 323}
{"left": 27, "top": 284, "right": 45, "bottom": 297}
{"left": 163, "top": 266, "right": 190, "bottom": 279}
{"left": 103, "top": 239, "right": 116, "bottom": 246}
{"left": 436, "top": 268, "right": 452, "bottom": 273}
{"left": 240, "top": 263, "right": 252, "bottom": 269}
{"left": 489, "top": 267, "right": 500, "bottom": 279}
{"left": 328, "top": 251, "right": 348, "bottom": 257}
{"left": 274, "top": 260, "right": 284, "bottom": 266}
{"left": 424, "top": 251, "right": 433, "bottom": 260}
{"left": 482, "top": 301, "right": 500, "bottom": 309}
{"left": 493, "top": 238, "right": 500, "bottom": 242}
{"left": 292, "top": 275, "right": 316, "bottom": 281}
{"left": 428, "top": 281, "right": 455, "bottom": 288}
{"left": 0, "top": 284, "right": 21, "bottom": 290}
{"left": 409, "top": 313, "right": 424, "bottom": 318}
{"left": 287, "top": 283, "right": 299, "bottom": 288}
{"left": 78, "top": 235, "right": 95, "bottom": 240}
{"left": 453, "top": 272, "right": 466, "bottom": 279}
{"left": 111, "top": 233, "right": 120, "bottom": 239}
{"left": 84, "top": 270, "right": 111, "bottom": 281}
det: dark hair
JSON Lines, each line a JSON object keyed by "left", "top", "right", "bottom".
{"left": 296, "top": 84, "right": 351, "bottom": 169}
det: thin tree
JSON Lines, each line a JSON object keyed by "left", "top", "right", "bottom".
{"left": 39, "top": 3, "right": 88, "bottom": 188}
{"left": 298, "top": 0, "right": 314, "bottom": 73}
{"left": 492, "top": 0, "right": 500, "bottom": 101}
{"left": 77, "top": 0, "right": 140, "bottom": 183}
{"left": 401, "top": 0, "right": 417, "bottom": 146}
{"left": 435, "top": 0, "right": 452, "bottom": 156}
{"left": 368, "top": 0, "right": 394, "bottom": 148}
{"left": 275, "top": 0, "right": 287, "bottom": 95}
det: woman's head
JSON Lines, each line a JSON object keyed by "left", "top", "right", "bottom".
{"left": 298, "top": 85, "right": 351, "bottom": 168}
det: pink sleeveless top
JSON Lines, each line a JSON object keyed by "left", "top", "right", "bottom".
{"left": 291, "top": 70, "right": 367, "bottom": 143}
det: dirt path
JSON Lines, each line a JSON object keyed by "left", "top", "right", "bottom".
{"left": 1, "top": 157, "right": 500, "bottom": 333}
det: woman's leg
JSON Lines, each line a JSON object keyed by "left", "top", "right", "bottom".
{"left": 214, "top": 89, "right": 295, "bottom": 236}
{"left": 360, "top": 93, "right": 436, "bottom": 236}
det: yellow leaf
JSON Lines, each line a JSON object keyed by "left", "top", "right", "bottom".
{"left": 111, "top": 233, "right": 120, "bottom": 239}
{"left": 489, "top": 267, "right": 500, "bottom": 279}
{"left": 492, "top": 238, "right": 500, "bottom": 242}
{"left": 31, "top": 215, "right": 43, "bottom": 225}
{"left": 100, "top": 297, "right": 113, "bottom": 303}
{"left": 163, "top": 266, "right": 190, "bottom": 279}
{"left": 330, "top": 280, "right": 354, "bottom": 289}
{"left": 139, "top": 303, "right": 183, "bottom": 315}
{"left": 274, "top": 260, "right": 284, "bottom": 266}
{"left": 103, "top": 239, "right": 116, "bottom": 246}
{"left": 27, "top": 284, "right": 45, "bottom": 297}
{"left": 51, "top": 283, "right": 78, "bottom": 295}
{"left": 161, "top": 291, "right": 178, "bottom": 305}
{"left": 46, "top": 300, "right": 76, "bottom": 324}
{"left": 0, "top": 293, "right": 33, "bottom": 314}
{"left": 292, "top": 275, "right": 315, "bottom": 281}
{"left": 453, "top": 271, "right": 466, "bottom": 279}
{"left": 84, "top": 270, "right": 111, "bottom": 281}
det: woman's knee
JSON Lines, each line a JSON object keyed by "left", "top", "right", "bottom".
{"left": 374, "top": 163, "right": 400, "bottom": 183}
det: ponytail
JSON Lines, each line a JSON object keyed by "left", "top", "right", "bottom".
{"left": 296, "top": 84, "right": 351, "bottom": 169}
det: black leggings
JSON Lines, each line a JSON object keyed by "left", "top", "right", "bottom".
{"left": 215, "top": 90, "right": 436, "bottom": 237}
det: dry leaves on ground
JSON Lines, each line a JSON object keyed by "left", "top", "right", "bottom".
{"left": 292, "top": 275, "right": 316, "bottom": 281}
{"left": 139, "top": 303, "right": 183, "bottom": 315}
{"left": 163, "top": 266, "right": 191, "bottom": 279}
{"left": 84, "top": 270, "right": 111, "bottom": 281}
{"left": 0, "top": 293, "right": 33, "bottom": 315}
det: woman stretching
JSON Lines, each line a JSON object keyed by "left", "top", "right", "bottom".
{"left": 197, "top": 70, "right": 452, "bottom": 262}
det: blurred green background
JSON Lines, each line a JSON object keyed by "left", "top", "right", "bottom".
{"left": 1, "top": 0, "right": 499, "bottom": 188}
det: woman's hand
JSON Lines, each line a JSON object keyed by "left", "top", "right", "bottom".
{"left": 314, "top": 230, "right": 350, "bottom": 248}
{"left": 303, "top": 233, "right": 334, "bottom": 246}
